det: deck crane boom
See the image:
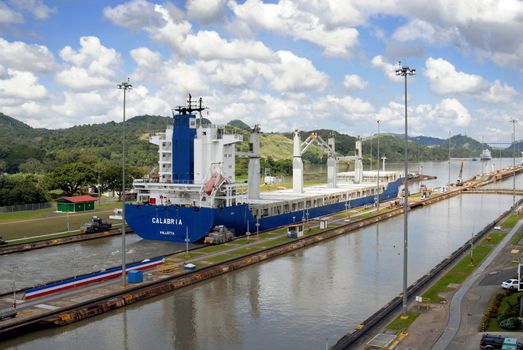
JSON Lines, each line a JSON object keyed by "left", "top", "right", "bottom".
{"left": 456, "top": 160, "right": 464, "bottom": 186}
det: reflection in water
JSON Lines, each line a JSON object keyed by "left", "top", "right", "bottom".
{"left": 172, "top": 292, "right": 196, "bottom": 349}
{"left": 2, "top": 193, "right": 520, "bottom": 350}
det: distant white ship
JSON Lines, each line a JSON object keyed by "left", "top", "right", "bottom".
{"left": 480, "top": 149, "right": 492, "bottom": 161}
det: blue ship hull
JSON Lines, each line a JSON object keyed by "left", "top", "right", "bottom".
{"left": 125, "top": 178, "right": 403, "bottom": 243}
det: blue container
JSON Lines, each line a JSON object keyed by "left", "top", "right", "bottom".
{"left": 128, "top": 270, "right": 143, "bottom": 283}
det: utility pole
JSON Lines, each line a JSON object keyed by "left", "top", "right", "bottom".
{"left": 377, "top": 120, "right": 381, "bottom": 212}
{"left": 448, "top": 130, "right": 451, "bottom": 186}
{"left": 117, "top": 78, "right": 132, "bottom": 287}
{"left": 396, "top": 63, "right": 415, "bottom": 317}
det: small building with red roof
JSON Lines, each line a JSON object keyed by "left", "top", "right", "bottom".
{"left": 56, "top": 195, "right": 97, "bottom": 212}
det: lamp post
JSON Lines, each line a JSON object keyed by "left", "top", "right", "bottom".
{"left": 118, "top": 78, "right": 132, "bottom": 287}
{"left": 395, "top": 63, "right": 415, "bottom": 317}
{"left": 448, "top": 130, "right": 451, "bottom": 186}
{"left": 376, "top": 120, "right": 381, "bottom": 212}
{"left": 511, "top": 119, "right": 517, "bottom": 206}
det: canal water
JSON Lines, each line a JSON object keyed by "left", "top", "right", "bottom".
{"left": 2, "top": 177, "right": 520, "bottom": 349}
{"left": 0, "top": 236, "right": 198, "bottom": 295}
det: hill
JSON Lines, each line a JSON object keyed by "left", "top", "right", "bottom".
{"left": 389, "top": 133, "right": 444, "bottom": 146}
{"left": 227, "top": 119, "right": 251, "bottom": 131}
{"left": 0, "top": 113, "right": 513, "bottom": 175}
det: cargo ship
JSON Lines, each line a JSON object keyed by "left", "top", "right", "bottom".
{"left": 125, "top": 97, "right": 404, "bottom": 243}
{"left": 480, "top": 148, "right": 492, "bottom": 161}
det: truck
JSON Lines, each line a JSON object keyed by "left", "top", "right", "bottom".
{"left": 204, "top": 225, "right": 234, "bottom": 244}
{"left": 0, "top": 307, "right": 17, "bottom": 320}
{"left": 80, "top": 216, "right": 112, "bottom": 234}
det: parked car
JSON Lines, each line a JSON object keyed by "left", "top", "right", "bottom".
{"left": 501, "top": 278, "right": 519, "bottom": 290}
{"left": 480, "top": 334, "right": 523, "bottom": 350}
{"left": 480, "top": 334, "right": 505, "bottom": 349}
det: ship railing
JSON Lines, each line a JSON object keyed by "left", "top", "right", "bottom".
{"left": 205, "top": 182, "right": 249, "bottom": 207}
{"left": 133, "top": 179, "right": 200, "bottom": 185}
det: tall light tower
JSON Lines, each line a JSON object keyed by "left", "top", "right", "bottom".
{"left": 511, "top": 119, "right": 517, "bottom": 206}
{"left": 448, "top": 130, "right": 451, "bottom": 186}
{"left": 118, "top": 78, "right": 132, "bottom": 287}
{"left": 376, "top": 120, "right": 382, "bottom": 212}
{"left": 395, "top": 63, "right": 415, "bottom": 317}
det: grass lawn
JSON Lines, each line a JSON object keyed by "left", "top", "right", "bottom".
{"left": 502, "top": 215, "right": 520, "bottom": 229}
{"left": 257, "top": 237, "right": 294, "bottom": 248}
{"left": 172, "top": 252, "right": 205, "bottom": 260}
{"left": 423, "top": 245, "right": 493, "bottom": 303}
{"left": 227, "top": 246, "right": 264, "bottom": 255}
{"left": 482, "top": 231, "right": 506, "bottom": 245}
{"left": 304, "top": 228, "right": 321, "bottom": 235}
{"left": 511, "top": 226, "right": 523, "bottom": 245}
{"left": 228, "top": 239, "right": 254, "bottom": 245}
{"left": 204, "top": 253, "right": 235, "bottom": 263}
{"left": 386, "top": 311, "right": 420, "bottom": 332}
{"left": 198, "top": 245, "right": 230, "bottom": 254}
{"left": 0, "top": 201, "right": 127, "bottom": 240}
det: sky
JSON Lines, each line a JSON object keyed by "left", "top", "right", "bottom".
{"left": 0, "top": 0, "right": 522, "bottom": 143}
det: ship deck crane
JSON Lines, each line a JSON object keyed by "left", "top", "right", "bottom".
{"left": 456, "top": 160, "right": 464, "bottom": 186}
{"left": 292, "top": 132, "right": 364, "bottom": 193}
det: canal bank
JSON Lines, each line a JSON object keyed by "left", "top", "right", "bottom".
{"left": 332, "top": 199, "right": 523, "bottom": 349}
{"left": 0, "top": 165, "right": 520, "bottom": 348}
{"left": 1, "top": 192, "right": 520, "bottom": 350}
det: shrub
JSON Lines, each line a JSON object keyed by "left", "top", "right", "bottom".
{"left": 499, "top": 317, "right": 522, "bottom": 330}
{"left": 478, "top": 292, "right": 505, "bottom": 332}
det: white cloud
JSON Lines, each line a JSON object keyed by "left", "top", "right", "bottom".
{"left": 330, "top": 95, "right": 374, "bottom": 116}
{"left": 9, "top": 0, "right": 56, "bottom": 20}
{"left": 199, "top": 59, "right": 266, "bottom": 88}
{"left": 229, "top": 0, "right": 359, "bottom": 57}
{"left": 186, "top": 0, "right": 226, "bottom": 23}
{"left": 56, "top": 36, "right": 121, "bottom": 91}
{"left": 371, "top": 55, "right": 403, "bottom": 82}
{"left": 55, "top": 67, "right": 113, "bottom": 91}
{"left": 424, "top": 57, "right": 485, "bottom": 95}
{"left": 424, "top": 57, "right": 517, "bottom": 103}
{"left": 0, "top": 2, "right": 23, "bottom": 23}
{"left": 427, "top": 98, "right": 471, "bottom": 127}
{"left": 393, "top": 19, "right": 458, "bottom": 44}
{"left": 181, "top": 30, "right": 273, "bottom": 61}
{"left": 385, "top": 1, "right": 523, "bottom": 69}
{"left": 105, "top": 1, "right": 273, "bottom": 62}
{"left": 480, "top": 80, "right": 518, "bottom": 103}
{"left": 0, "top": 38, "right": 56, "bottom": 73}
{"left": 377, "top": 98, "right": 471, "bottom": 136}
{"left": 268, "top": 51, "right": 328, "bottom": 92}
{"left": 130, "top": 47, "right": 163, "bottom": 81}
{"left": 103, "top": 0, "right": 164, "bottom": 29}
{"left": 343, "top": 74, "right": 367, "bottom": 89}
{"left": 52, "top": 91, "right": 111, "bottom": 117}
{"left": 0, "top": 69, "right": 47, "bottom": 100}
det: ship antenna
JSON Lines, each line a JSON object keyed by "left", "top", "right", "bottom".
{"left": 174, "top": 93, "right": 207, "bottom": 115}
{"left": 199, "top": 97, "right": 203, "bottom": 124}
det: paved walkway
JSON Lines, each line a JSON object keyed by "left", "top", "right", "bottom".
{"left": 431, "top": 218, "right": 523, "bottom": 349}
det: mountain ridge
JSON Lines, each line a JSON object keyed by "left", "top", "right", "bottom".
{"left": 0, "top": 113, "right": 518, "bottom": 174}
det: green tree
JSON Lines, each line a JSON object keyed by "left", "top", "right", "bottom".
{"left": 19, "top": 158, "right": 44, "bottom": 174}
{"left": 48, "top": 162, "right": 96, "bottom": 196}
{"left": 100, "top": 163, "right": 144, "bottom": 200}
{"left": 0, "top": 174, "right": 49, "bottom": 206}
